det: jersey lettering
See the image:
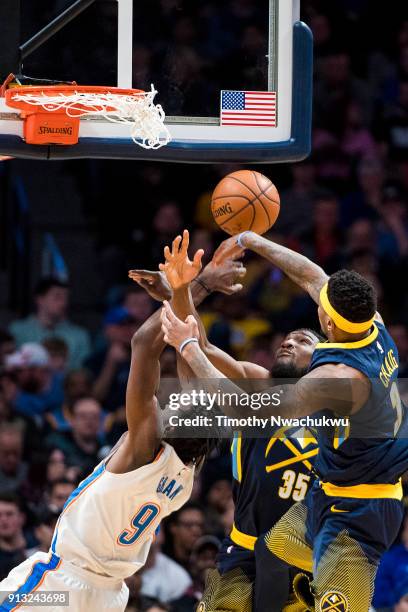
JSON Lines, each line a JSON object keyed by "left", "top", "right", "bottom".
{"left": 157, "top": 476, "right": 184, "bottom": 500}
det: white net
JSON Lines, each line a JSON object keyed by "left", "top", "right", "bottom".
{"left": 11, "top": 84, "right": 171, "bottom": 149}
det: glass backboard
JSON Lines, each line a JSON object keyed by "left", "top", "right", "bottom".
{"left": 0, "top": 0, "right": 312, "bottom": 163}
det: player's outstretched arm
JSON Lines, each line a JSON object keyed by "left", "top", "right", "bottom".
{"left": 165, "top": 232, "right": 245, "bottom": 349}
{"left": 128, "top": 242, "right": 246, "bottom": 305}
{"left": 161, "top": 230, "right": 269, "bottom": 380}
{"left": 173, "top": 286, "right": 267, "bottom": 380}
{"left": 109, "top": 239, "right": 253, "bottom": 471}
{"left": 235, "top": 231, "right": 329, "bottom": 304}
{"left": 108, "top": 281, "right": 214, "bottom": 472}
{"left": 106, "top": 315, "right": 165, "bottom": 472}
{"left": 233, "top": 233, "right": 385, "bottom": 323}
{"left": 161, "top": 301, "right": 370, "bottom": 419}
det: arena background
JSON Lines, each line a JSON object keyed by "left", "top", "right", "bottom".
{"left": 0, "top": 1, "right": 408, "bottom": 610}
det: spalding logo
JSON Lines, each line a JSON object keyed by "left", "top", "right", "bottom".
{"left": 320, "top": 591, "right": 349, "bottom": 612}
{"left": 213, "top": 203, "right": 233, "bottom": 218}
{"left": 38, "top": 126, "right": 73, "bottom": 135}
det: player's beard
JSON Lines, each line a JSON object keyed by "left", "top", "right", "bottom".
{"left": 270, "top": 359, "right": 308, "bottom": 379}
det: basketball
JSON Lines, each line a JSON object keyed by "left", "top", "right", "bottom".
{"left": 211, "top": 170, "right": 280, "bottom": 236}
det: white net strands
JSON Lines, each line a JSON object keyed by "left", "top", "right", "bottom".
{"left": 11, "top": 84, "right": 171, "bottom": 149}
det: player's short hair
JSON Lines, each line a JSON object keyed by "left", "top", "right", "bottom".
{"left": 327, "top": 270, "right": 377, "bottom": 323}
{"left": 292, "top": 328, "right": 325, "bottom": 342}
{"left": 34, "top": 277, "right": 68, "bottom": 297}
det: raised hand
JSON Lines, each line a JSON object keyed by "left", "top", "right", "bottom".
{"left": 161, "top": 300, "right": 199, "bottom": 351}
{"left": 200, "top": 236, "right": 246, "bottom": 295}
{"left": 211, "top": 235, "right": 245, "bottom": 265}
{"left": 159, "top": 229, "right": 204, "bottom": 290}
{"left": 200, "top": 258, "right": 246, "bottom": 295}
{"left": 128, "top": 269, "right": 171, "bottom": 301}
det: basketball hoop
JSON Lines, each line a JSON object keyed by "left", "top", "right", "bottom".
{"left": 4, "top": 84, "right": 171, "bottom": 148}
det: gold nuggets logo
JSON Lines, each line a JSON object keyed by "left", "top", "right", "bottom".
{"left": 196, "top": 603, "right": 206, "bottom": 612}
{"left": 320, "top": 591, "right": 349, "bottom": 612}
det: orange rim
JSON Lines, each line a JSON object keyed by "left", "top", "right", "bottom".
{"left": 5, "top": 85, "right": 146, "bottom": 114}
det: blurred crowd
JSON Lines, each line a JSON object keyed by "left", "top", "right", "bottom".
{"left": 0, "top": 1, "right": 408, "bottom": 611}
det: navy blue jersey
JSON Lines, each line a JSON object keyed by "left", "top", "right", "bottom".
{"left": 309, "top": 321, "right": 408, "bottom": 485}
{"left": 231, "top": 429, "right": 318, "bottom": 538}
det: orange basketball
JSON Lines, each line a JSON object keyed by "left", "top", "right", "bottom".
{"left": 211, "top": 170, "right": 280, "bottom": 236}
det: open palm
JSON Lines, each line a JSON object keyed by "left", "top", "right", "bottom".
{"left": 159, "top": 230, "right": 204, "bottom": 290}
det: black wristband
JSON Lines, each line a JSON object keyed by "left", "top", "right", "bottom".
{"left": 195, "top": 277, "right": 211, "bottom": 294}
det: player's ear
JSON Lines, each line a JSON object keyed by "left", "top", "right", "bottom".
{"left": 326, "top": 317, "right": 334, "bottom": 334}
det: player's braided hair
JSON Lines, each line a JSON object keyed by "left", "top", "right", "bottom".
{"left": 165, "top": 402, "right": 222, "bottom": 466}
{"left": 170, "top": 436, "right": 220, "bottom": 466}
{"left": 327, "top": 269, "right": 377, "bottom": 323}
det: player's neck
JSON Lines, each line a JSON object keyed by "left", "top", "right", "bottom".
{"left": 330, "top": 326, "right": 373, "bottom": 344}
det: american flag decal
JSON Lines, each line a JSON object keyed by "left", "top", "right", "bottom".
{"left": 220, "top": 90, "right": 277, "bottom": 127}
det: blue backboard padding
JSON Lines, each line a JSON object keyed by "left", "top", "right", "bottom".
{"left": 0, "top": 137, "right": 49, "bottom": 159}
{"left": 0, "top": 22, "right": 313, "bottom": 163}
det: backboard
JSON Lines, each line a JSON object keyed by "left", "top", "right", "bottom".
{"left": 0, "top": 0, "right": 313, "bottom": 163}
